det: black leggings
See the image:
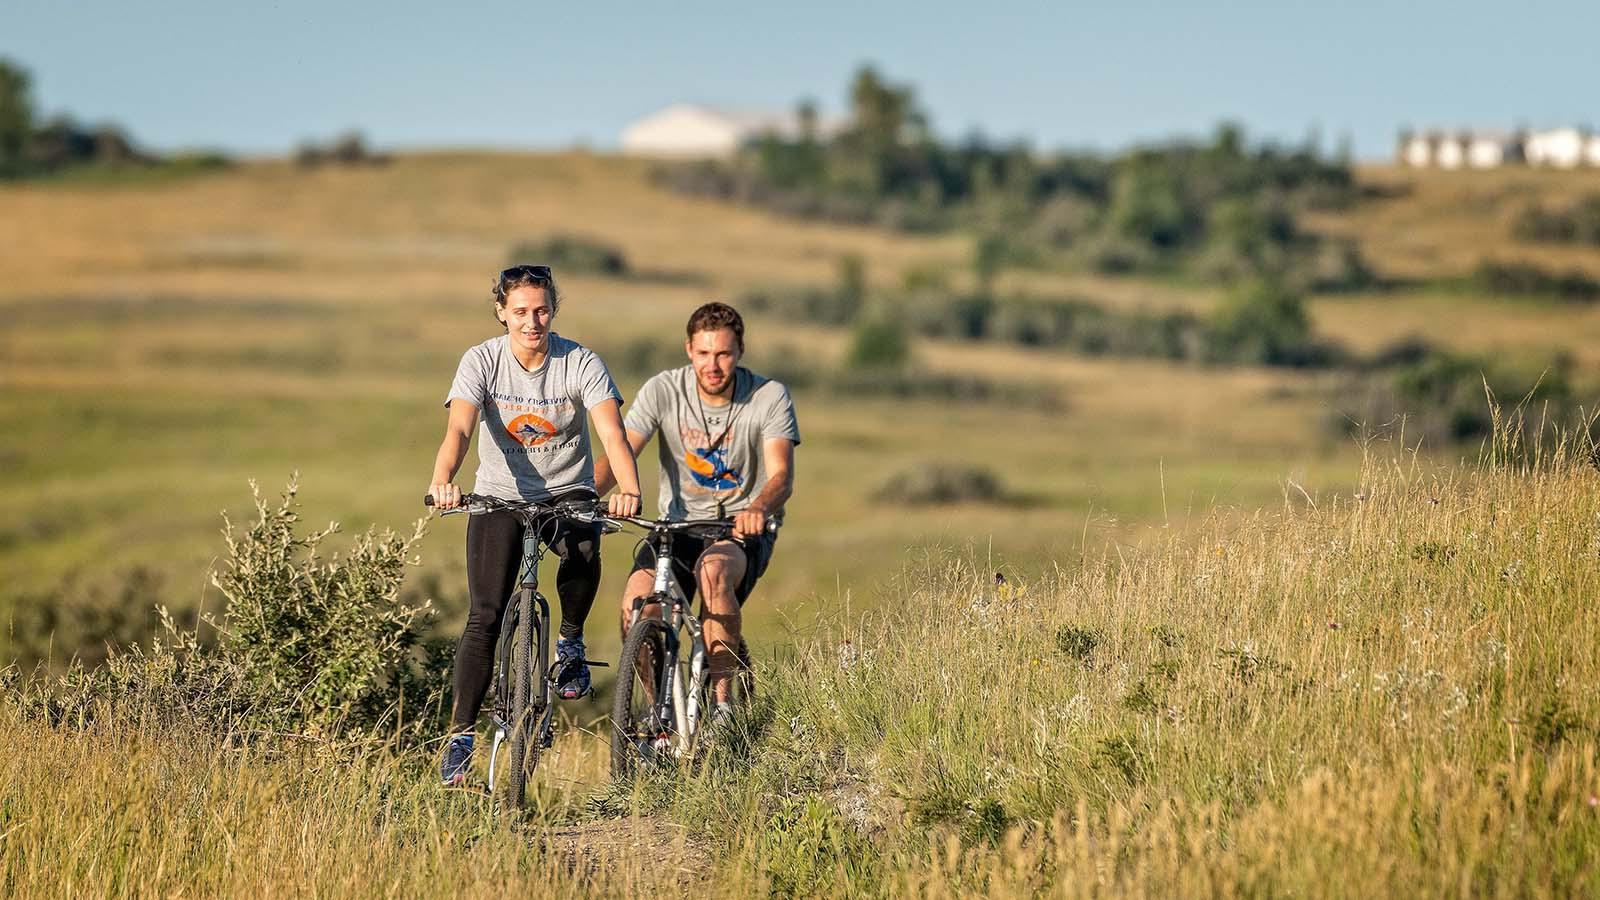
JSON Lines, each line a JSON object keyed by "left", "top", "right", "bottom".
{"left": 449, "top": 508, "right": 601, "bottom": 731}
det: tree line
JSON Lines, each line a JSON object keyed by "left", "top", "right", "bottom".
{"left": 655, "top": 65, "right": 1373, "bottom": 291}
{"left": 0, "top": 58, "right": 228, "bottom": 179}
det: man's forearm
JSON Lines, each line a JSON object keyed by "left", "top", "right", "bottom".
{"left": 747, "top": 468, "right": 792, "bottom": 514}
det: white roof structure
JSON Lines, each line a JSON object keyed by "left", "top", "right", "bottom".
{"left": 620, "top": 103, "right": 832, "bottom": 158}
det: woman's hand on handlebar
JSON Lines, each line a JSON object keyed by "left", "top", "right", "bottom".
{"left": 429, "top": 481, "right": 463, "bottom": 510}
{"left": 607, "top": 491, "right": 642, "bottom": 518}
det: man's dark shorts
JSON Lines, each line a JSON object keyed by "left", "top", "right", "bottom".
{"left": 631, "top": 530, "right": 778, "bottom": 607}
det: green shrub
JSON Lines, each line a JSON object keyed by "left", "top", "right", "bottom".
{"left": 30, "top": 478, "right": 447, "bottom": 737}
{"left": 294, "top": 131, "right": 387, "bottom": 168}
{"left": 1511, "top": 194, "right": 1600, "bottom": 246}
{"left": 1207, "top": 278, "right": 1338, "bottom": 367}
{"left": 845, "top": 318, "right": 911, "bottom": 370}
{"left": 1054, "top": 624, "right": 1101, "bottom": 663}
{"left": 1334, "top": 348, "right": 1581, "bottom": 447}
{"left": 1469, "top": 260, "right": 1600, "bottom": 303}
{"left": 871, "top": 464, "right": 1008, "bottom": 505}
{"left": 740, "top": 285, "right": 860, "bottom": 326}
{"left": 508, "top": 233, "right": 628, "bottom": 276}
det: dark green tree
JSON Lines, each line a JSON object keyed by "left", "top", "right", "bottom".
{"left": 848, "top": 65, "right": 912, "bottom": 147}
{"left": 973, "top": 232, "right": 1007, "bottom": 297}
{"left": 1207, "top": 278, "right": 1317, "bottom": 365}
{"left": 0, "top": 58, "right": 35, "bottom": 178}
{"left": 836, "top": 253, "right": 867, "bottom": 311}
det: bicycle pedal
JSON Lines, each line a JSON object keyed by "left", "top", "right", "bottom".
{"left": 539, "top": 728, "right": 555, "bottom": 749}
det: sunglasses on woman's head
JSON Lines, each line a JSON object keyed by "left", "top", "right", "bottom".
{"left": 500, "top": 264, "right": 552, "bottom": 282}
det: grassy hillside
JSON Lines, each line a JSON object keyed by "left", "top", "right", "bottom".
{"left": 4, "top": 152, "right": 1600, "bottom": 674}
{"left": 5, "top": 428, "right": 1596, "bottom": 896}
{"left": 0, "top": 152, "right": 1373, "bottom": 670}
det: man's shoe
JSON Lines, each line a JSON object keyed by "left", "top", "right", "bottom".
{"left": 440, "top": 733, "right": 474, "bottom": 787}
{"left": 701, "top": 702, "right": 736, "bottom": 742}
{"left": 554, "top": 636, "right": 592, "bottom": 700}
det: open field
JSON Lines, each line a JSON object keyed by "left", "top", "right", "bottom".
{"left": 0, "top": 154, "right": 1320, "bottom": 664}
{"left": 3, "top": 152, "right": 1599, "bottom": 675}
{"left": 5, "top": 150, "right": 1600, "bottom": 895}
{"left": 5, "top": 430, "right": 1597, "bottom": 896}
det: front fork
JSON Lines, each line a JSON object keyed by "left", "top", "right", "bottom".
{"left": 630, "top": 545, "right": 708, "bottom": 756}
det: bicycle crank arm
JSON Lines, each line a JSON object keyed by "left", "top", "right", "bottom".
{"left": 582, "top": 659, "right": 610, "bottom": 667}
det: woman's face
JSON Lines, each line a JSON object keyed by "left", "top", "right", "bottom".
{"left": 498, "top": 285, "right": 554, "bottom": 355}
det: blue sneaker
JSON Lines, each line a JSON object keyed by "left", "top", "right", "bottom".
{"left": 554, "top": 636, "right": 592, "bottom": 700}
{"left": 440, "top": 733, "right": 474, "bottom": 787}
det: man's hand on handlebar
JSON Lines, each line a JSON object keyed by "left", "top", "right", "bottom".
{"left": 608, "top": 491, "right": 642, "bottom": 518}
{"left": 429, "top": 482, "right": 463, "bottom": 510}
{"left": 733, "top": 506, "right": 768, "bottom": 539}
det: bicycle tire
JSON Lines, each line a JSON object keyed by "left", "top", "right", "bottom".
{"left": 502, "top": 590, "right": 543, "bottom": 809}
{"left": 611, "top": 616, "right": 670, "bottom": 779}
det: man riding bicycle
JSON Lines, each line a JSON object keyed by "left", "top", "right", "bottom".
{"left": 595, "top": 302, "right": 800, "bottom": 722}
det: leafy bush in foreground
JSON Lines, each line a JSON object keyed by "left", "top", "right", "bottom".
{"left": 31, "top": 478, "right": 447, "bottom": 737}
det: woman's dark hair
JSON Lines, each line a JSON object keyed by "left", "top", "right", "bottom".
{"left": 685, "top": 302, "right": 744, "bottom": 352}
{"left": 492, "top": 264, "right": 561, "bottom": 325}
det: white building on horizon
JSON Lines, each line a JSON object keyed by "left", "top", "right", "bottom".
{"left": 1401, "top": 125, "right": 1600, "bottom": 169}
{"left": 1525, "top": 127, "right": 1590, "bottom": 168}
{"left": 620, "top": 103, "right": 835, "bottom": 158}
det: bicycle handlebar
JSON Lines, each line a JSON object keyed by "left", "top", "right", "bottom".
{"left": 425, "top": 494, "right": 778, "bottom": 536}
{"left": 605, "top": 513, "right": 780, "bottom": 537}
{"left": 424, "top": 492, "right": 605, "bottom": 520}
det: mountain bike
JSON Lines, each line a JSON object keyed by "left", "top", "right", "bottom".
{"left": 606, "top": 514, "right": 774, "bottom": 778}
{"left": 425, "top": 491, "right": 615, "bottom": 809}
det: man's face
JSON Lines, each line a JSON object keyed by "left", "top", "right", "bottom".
{"left": 686, "top": 327, "right": 741, "bottom": 397}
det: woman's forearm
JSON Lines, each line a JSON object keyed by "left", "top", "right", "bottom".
{"left": 602, "top": 431, "right": 642, "bottom": 496}
{"left": 432, "top": 432, "right": 470, "bottom": 485}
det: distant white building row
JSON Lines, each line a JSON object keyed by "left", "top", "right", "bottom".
{"left": 1398, "top": 127, "right": 1600, "bottom": 169}
{"left": 621, "top": 104, "right": 840, "bottom": 158}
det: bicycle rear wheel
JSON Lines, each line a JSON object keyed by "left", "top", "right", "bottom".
{"left": 611, "top": 616, "right": 670, "bottom": 778}
{"left": 501, "top": 590, "right": 545, "bottom": 809}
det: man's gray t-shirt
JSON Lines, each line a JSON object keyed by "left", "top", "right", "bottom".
{"left": 446, "top": 333, "right": 622, "bottom": 502}
{"left": 624, "top": 366, "right": 801, "bottom": 522}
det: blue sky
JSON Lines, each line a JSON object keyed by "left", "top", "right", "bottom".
{"left": 3, "top": 1, "right": 1596, "bottom": 159}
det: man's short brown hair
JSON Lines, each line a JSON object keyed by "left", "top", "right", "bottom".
{"left": 685, "top": 302, "right": 745, "bottom": 352}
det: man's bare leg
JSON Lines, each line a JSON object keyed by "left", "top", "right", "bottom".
{"left": 619, "top": 568, "right": 660, "bottom": 634}
{"left": 695, "top": 541, "right": 748, "bottom": 705}
{"left": 619, "top": 567, "right": 663, "bottom": 702}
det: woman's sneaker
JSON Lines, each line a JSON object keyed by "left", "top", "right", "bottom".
{"left": 554, "top": 636, "right": 592, "bottom": 699}
{"left": 440, "top": 733, "right": 474, "bottom": 787}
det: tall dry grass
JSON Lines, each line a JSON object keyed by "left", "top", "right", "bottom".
{"left": 5, "top": 422, "right": 1599, "bottom": 897}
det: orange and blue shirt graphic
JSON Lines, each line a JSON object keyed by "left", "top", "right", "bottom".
{"left": 684, "top": 446, "right": 743, "bottom": 491}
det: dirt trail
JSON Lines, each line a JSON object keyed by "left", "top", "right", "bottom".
{"left": 539, "top": 816, "right": 713, "bottom": 887}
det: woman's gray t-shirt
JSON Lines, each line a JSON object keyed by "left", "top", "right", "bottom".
{"left": 623, "top": 366, "right": 801, "bottom": 522}
{"left": 445, "top": 333, "right": 622, "bottom": 502}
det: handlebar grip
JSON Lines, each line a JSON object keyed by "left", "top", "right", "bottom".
{"left": 423, "top": 494, "right": 435, "bottom": 507}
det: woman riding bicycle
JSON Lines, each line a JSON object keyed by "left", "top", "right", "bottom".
{"left": 428, "top": 264, "right": 642, "bottom": 786}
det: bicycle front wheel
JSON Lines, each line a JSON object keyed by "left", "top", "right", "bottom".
{"left": 611, "top": 616, "right": 670, "bottom": 779}
{"left": 502, "top": 590, "right": 545, "bottom": 809}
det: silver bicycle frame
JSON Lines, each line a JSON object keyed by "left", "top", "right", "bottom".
{"left": 640, "top": 549, "right": 708, "bottom": 758}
